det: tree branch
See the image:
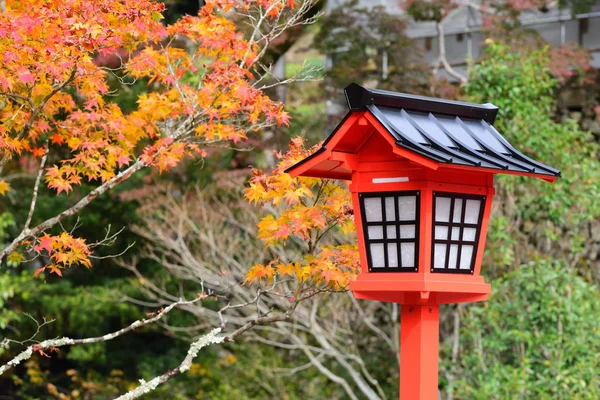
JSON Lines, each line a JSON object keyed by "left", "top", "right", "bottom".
{"left": 0, "top": 160, "right": 145, "bottom": 263}
{"left": 113, "top": 328, "right": 224, "bottom": 400}
{"left": 23, "top": 141, "right": 48, "bottom": 231}
{"left": 112, "top": 285, "right": 328, "bottom": 398}
{"left": 435, "top": 22, "right": 467, "bottom": 84}
{"left": 289, "top": 332, "right": 360, "bottom": 400}
{"left": 0, "top": 297, "right": 201, "bottom": 376}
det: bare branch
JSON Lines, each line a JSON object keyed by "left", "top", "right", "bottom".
{"left": 124, "top": 185, "right": 387, "bottom": 398}
{"left": 113, "top": 328, "right": 224, "bottom": 400}
{"left": 270, "top": 352, "right": 327, "bottom": 376}
{"left": 0, "top": 313, "right": 55, "bottom": 350}
{"left": 289, "top": 332, "right": 361, "bottom": 400}
{"left": 255, "top": 60, "right": 323, "bottom": 90}
{"left": 240, "top": 0, "right": 320, "bottom": 69}
{"left": 350, "top": 294, "right": 394, "bottom": 350}
{"left": 2, "top": 172, "right": 37, "bottom": 181}
{"left": 0, "top": 297, "right": 201, "bottom": 376}
{"left": 434, "top": 22, "right": 467, "bottom": 84}
{"left": 23, "top": 141, "right": 48, "bottom": 231}
{"left": 87, "top": 226, "right": 136, "bottom": 259}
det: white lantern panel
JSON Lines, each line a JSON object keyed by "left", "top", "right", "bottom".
{"left": 464, "top": 199, "right": 481, "bottom": 224}
{"left": 463, "top": 227, "right": 477, "bottom": 241}
{"left": 385, "top": 197, "right": 396, "bottom": 221}
{"left": 400, "top": 225, "right": 415, "bottom": 239}
{"left": 364, "top": 198, "right": 383, "bottom": 222}
{"left": 387, "top": 244, "right": 398, "bottom": 267}
{"left": 451, "top": 227, "right": 460, "bottom": 240}
{"left": 435, "top": 197, "right": 451, "bottom": 222}
{"left": 434, "top": 226, "right": 448, "bottom": 240}
{"left": 386, "top": 226, "right": 397, "bottom": 239}
{"left": 459, "top": 245, "right": 474, "bottom": 269}
{"left": 434, "top": 243, "right": 446, "bottom": 268}
{"left": 448, "top": 244, "right": 458, "bottom": 269}
{"left": 367, "top": 226, "right": 383, "bottom": 240}
{"left": 398, "top": 196, "right": 416, "bottom": 221}
{"left": 401, "top": 242, "right": 415, "bottom": 267}
{"left": 370, "top": 243, "right": 385, "bottom": 268}
{"left": 361, "top": 191, "right": 421, "bottom": 271}
{"left": 431, "top": 193, "right": 484, "bottom": 273}
{"left": 452, "top": 199, "right": 463, "bottom": 222}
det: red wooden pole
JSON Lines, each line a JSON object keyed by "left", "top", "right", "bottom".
{"left": 400, "top": 304, "right": 440, "bottom": 400}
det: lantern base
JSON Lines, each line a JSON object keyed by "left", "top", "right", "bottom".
{"left": 350, "top": 273, "right": 491, "bottom": 305}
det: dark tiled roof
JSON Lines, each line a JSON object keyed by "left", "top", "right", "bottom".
{"left": 369, "top": 105, "right": 559, "bottom": 176}
{"left": 286, "top": 84, "right": 560, "bottom": 178}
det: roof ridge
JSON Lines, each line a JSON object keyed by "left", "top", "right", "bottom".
{"left": 344, "top": 83, "right": 499, "bottom": 124}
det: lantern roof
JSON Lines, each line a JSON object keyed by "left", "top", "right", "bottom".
{"left": 286, "top": 83, "right": 560, "bottom": 182}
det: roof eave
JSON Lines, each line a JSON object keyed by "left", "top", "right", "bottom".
{"left": 284, "top": 146, "right": 327, "bottom": 178}
{"left": 437, "top": 163, "right": 559, "bottom": 183}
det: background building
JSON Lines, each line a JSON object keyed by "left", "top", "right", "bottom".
{"left": 325, "top": 0, "right": 600, "bottom": 80}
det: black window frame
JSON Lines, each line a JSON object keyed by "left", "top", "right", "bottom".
{"left": 430, "top": 191, "right": 485, "bottom": 274}
{"left": 359, "top": 190, "right": 420, "bottom": 273}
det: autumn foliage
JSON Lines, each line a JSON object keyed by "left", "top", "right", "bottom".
{"left": 0, "top": 0, "right": 292, "bottom": 275}
{"left": 245, "top": 138, "right": 359, "bottom": 289}
{"left": 32, "top": 233, "right": 92, "bottom": 277}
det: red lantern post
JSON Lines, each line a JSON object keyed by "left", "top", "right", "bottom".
{"left": 286, "top": 84, "right": 560, "bottom": 399}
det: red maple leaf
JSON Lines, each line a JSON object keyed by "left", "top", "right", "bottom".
{"left": 17, "top": 68, "right": 35, "bottom": 84}
{"left": 34, "top": 234, "right": 54, "bottom": 254}
{"left": 50, "top": 134, "right": 64, "bottom": 145}
{"left": 32, "top": 147, "right": 46, "bottom": 157}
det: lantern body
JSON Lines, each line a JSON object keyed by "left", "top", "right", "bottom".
{"left": 348, "top": 132, "right": 494, "bottom": 305}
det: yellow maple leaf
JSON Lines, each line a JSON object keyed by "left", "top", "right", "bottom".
{"left": 0, "top": 180, "right": 10, "bottom": 195}
{"left": 244, "top": 263, "right": 275, "bottom": 284}
{"left": 276, "top": 263, "right": 295, "bottom": 277}
{"left": 245, "top": 183, "right": 265, "bottom": 204}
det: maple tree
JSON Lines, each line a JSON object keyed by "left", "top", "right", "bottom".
{"left": 0, "top": 0, "right": 299, "bottom": 275}
{"left": 0, "top": 0, "right": 342, "bottom": 397}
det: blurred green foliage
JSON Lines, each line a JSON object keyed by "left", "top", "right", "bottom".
{"left": 437, "top": 41, "right": 600, "bottom": 399}
{"left": 447, "top": 261, "right": 600, "bottom": 399}
{"left": 466, "top": 42, "right": 600, "bottom": 277}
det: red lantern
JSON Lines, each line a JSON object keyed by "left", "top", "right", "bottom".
{"left": 286, "top": 84, "right": 560, "bottom": 400}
